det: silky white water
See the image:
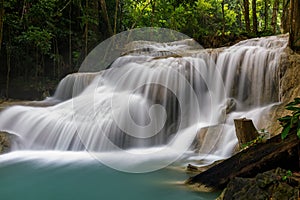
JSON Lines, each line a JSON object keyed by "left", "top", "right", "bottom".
{"left": 0, "top": 35, "right": 287, "bottom": 167}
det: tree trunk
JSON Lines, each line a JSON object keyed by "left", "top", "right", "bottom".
{"left": 90, "top": 0, "right": 100, "bottom": 38}
{"left": 252, "top": 0, "right": 258, "bottom": 34}
{"left": 271, "top": 0, "right": 279, "bottom": 34}
{"left": 186, "top": 133, "right": 300, "bottom": 190}
{"left": 35, "top": 48, "right": 39, "bottom": 79}
{"left": 294, "top": 0, "right": 300, "bottom": 49}
{"left": 113, "top": 0, "right": 119, "bottom": 35}
{"left": 151, "top": 0, "right": 156, "bottom": 27}
{"left": 85, "top": 0, "right": 89, "bottom": 57}
{"left": 243, "top": 0, "right": 251, "bottom": 32}
{"left": 6, "top": 42, "right": 11, "bottom": 99}
{"left": 99, "top": 0, "right": 113, "bottom": 37}
{"left": 69, "top": 2, "right": 72, "bottom": 68}
{"left": 0, "top": 0, "right": 4, "bottom": 51}
{"left": 281, "top": 0, "right": 290, "bottom": 33}
{"left": 264, "top": 0, "right": 268, "bottom": 31}
{"left": 221, "top": 0, "right": 225, "bottom": 35}
{"left": 54, "top": 39, "right": 60, "bottom": 79}
{"left": 234, "top": 118, "right": 259, "bottom": 148}
{"left": 289, "top": 0, "right": 300, "bottom": 51}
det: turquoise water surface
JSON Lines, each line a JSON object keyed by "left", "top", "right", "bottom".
{"left": 0, "top": 151, "right": 219, "bottom": 200}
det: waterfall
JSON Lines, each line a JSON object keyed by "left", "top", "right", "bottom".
{"left": 0, "top": 35, "right": 287, "bottom": 169}
{"left": 46, "top": 72, "right": 100, "bottom": 103}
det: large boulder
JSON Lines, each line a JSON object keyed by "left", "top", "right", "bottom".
{"left": 217, "top": 168, "right": 299, "bottom": 200}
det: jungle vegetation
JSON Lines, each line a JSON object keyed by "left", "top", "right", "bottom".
{"left": 0, "top": 0, "right": 299, "bottom": 98}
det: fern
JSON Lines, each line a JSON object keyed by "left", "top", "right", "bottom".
{"left": 278, "top": 98, "right": 300, "bottom": 139}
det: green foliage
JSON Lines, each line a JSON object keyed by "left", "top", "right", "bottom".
{"left": 282, "top": 170, "right": 292, "bottom": 181}
{"left": 17, "top": 26, "right": 53, "bottom": 54}
{"left": 121, "top": 0, "right": 282, "bottom": 40}
{"left": 0, "top": 0, "right": 292, "bottom": 88}
{"left": 241, "top": 130, "right": 270, "bottom": 150}
{"left": 278, "top": 98, "right": 300, "bottom": 139}
{"left": 241, "top": 136, "right": 260, "bottom": 150}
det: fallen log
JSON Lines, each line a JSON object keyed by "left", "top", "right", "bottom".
{"left": 186, "top": 132, "right": 300, "bottom": 190}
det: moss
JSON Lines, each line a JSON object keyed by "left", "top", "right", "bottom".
{"left": 219, "top": 168, "right": 300, "bottom": 200}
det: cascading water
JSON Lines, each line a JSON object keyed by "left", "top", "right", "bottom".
{"left": 47, "top": 72, "right": 100, "bottom": 102}
{"left": 0, "top": 34, "right": 287, "bottom": 171}
{"left": 0, "top": 30, "right": 289, "bottom": 199}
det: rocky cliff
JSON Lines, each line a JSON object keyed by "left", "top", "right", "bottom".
{"left": 267, "top": 48, "right": 300, "bottom": 135}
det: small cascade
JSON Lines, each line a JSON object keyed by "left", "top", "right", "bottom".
{"left": 215, "top": 35, "right": 287, "bottom": 107}
{"left": 46, "top": 72, "right": 100, "bottom": 103}
{"left": 0, "top": 35, "right": 288, "bottom": 164}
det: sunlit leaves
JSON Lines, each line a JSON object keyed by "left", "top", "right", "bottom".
{"left": 195, "top": 0, "right": 212, "bottom": 10}
{"left": 122, "top": 0, "right": 251, "bottom": 38}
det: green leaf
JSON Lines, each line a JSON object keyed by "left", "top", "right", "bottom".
{"left": 281, "top": 125, "right": 291, "bottom": 140}
{"left": 278, "top": 115, "right": 292, "bottom": 122}
{"left": 286, "top": 102, "right": 298, "bottom": 107}
{"left": 297, "top": 121, "right": 300, "bottom": 139}
{"left": 285, "top": 106, "right": 300, "bottom": 111}
{"left": 282, "top": 175, "right": 287, "bottom": 181}
{"left": 294, "top": 98, "right": 300, "bottom": 103}
{"left": 286, "top": 98, "right": 300, "bottom": 106}
{"left": 297, "top": 128, "right": 300, "bottom": 139}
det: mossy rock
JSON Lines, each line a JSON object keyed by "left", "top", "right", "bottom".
{"left": 0, "top": 132, "right": 13, "bottom": 154}
{"left": 219, "top": 168, "right": 299, "bottom": 200}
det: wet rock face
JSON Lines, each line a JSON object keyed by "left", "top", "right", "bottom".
{"left": 265, "top": 49, "right": 300, "bottom": 136}
{"left": 0, "top": 132, "right": 12, "bottom": 154}
{"left": 219, "top": 168, "right": 299, "bottom": 200}
{"left": 279, "top": 49, "right": 300, "bottom": 104}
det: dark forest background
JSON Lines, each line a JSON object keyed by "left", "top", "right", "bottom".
{"left": 0, "top": 0, "right": 299, "bottom": 100}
